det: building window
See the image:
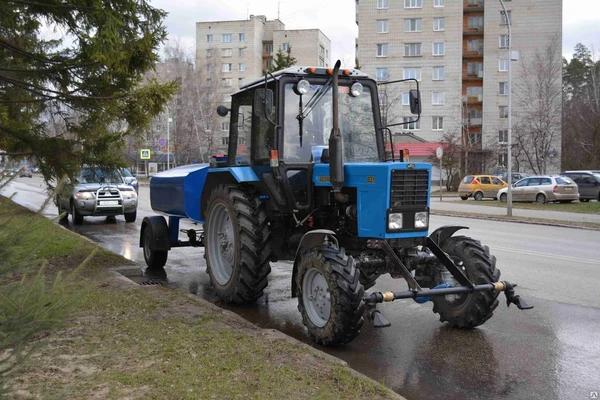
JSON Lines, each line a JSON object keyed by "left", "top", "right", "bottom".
{"left": 498, "top": 153, "right": 507, "bottom": 167}
{"left": 265, "top": 43, "right": 273, "bottom": 54}
{"left": 222, "top": 34, "right": 232, "bottom": 43}
{"left": 433, "top": 17, "right": 445, "bottom": 31}
{"left": 282, "top": 43, "right": 290, "bottom": 52}
{"left": 238, "top": 77, "right": 244, "bottom": 87}
{"left": 377, "top": 43, "right": 388, "bottom": 57}
{"left": 466, "top": 86, "right": 483, "bottom": 96}
{"left": 432, "top": 41, "right": 445, "bottom": 56}
{"left": 403, "top": 67, "right": 421, "bottom": 81}
{"left": 404, "top": 18, "right": 422, "bottom": 32}
{"left": 402, "top": 92, "right": 410, "bottom": 105}
{"left": 405, "top": 0, "right": 422, "bottom": 8}
{"left": 206, "top": 49, "right": 214, "bottom": 57}
{"left": 222, "top": 48, "right": 232, "bottom": 57}
{"left": 467, "top": 39, "right": 483, "bottom": 53}
{"left": 222, "top": 78, "right": 232, "bottom": 87}
{"left": 239, "top": 48, "right": 245, "bottom": 57}
{"left": 433, "top": 0, "right": 444, "bottom": 7}
{"left": 221, "top": 121, "right": 230, "bottom": 131}
{"left": 376, "top": 67, "right": 389, "bottom": 81}
{"left": 501, "top": 10, "right": 512, "bottom": 25}
{"left": 239, "top": 33, "right": 245, "bottom": 42}
{"left": 468, "top": 16, "right": 484, "bottom": 30}
{"left": 404, "top": 43, "right": 421, "bottom": 57}
{"left": 499, "top": 82, "right": 508, "bottom": 95}
{"left": 433, "top": 66, "right": 445, "bottom": 80}
{"left": 377, "top": 20, "right": 389, "bottom": 33}
{"left": 239, "top": 63, "right": 245, "bottom": 72}
{"left": 467, "top": 62, "right": 483, "bottom": 76}
{"left": 499, "top": 34, "right": 509, "bottom": 48}
{"left": 499, "top": 129, "right": 508, "bottom": 144}
{"left": 402, "top": 117, "right": 421, "bottom": 130}
{"left": 206, "top": 34, "right": 213, "bottom": 43}
{"left": 468, "top": 109, "right": 482, "bottom": 120}
{"left": 499, "top": 106, "right": 508, "bottom": 118}
{"left": 432, "top": 116, "right": 444, "bottom": 130}
{"left": 499, "top": 58, "right": 508, "bottom": 72}
{"left": 221, "top": 137, "right": 229, "bottom": 146}
{"left": 222, "top": 63, "right": 232, "bottom": 72}
{"left": 432, "top": 91, "right": 445, "bottom": 105}
{"left": 377, "top": 0, "right": 389, "bottom": 9}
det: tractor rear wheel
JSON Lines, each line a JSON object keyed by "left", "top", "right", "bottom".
{"left": 205, "top": 185, "right": 272, "bottom": 304}
{"left": 296, "top": 245, "right": 365, "bottom": 346}
{"left": 431, "top": 236, "right": 500, "bottom": 328}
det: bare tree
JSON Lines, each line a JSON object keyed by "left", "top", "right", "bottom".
{"left": 513, "top": 37, "right": 562, "bottom": 174}
{"left": 427, "top": 128, "right": 463, "bottom": 191}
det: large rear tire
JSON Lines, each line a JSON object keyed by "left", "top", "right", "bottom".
{"left": 204, "top": 185, "right": 272, "bottom": 304}
{"left": 296, "top": 245, "right": 365, "bottom": 346}
{"left": 432, "top": 236, "right": 500, "bottom": 328}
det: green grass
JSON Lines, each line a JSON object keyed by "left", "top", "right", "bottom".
{"left": 1, "top": 197, "right": 397, "bottom": 400}
{"left": 462, "top": 198, "right": 600, "bottom": 213}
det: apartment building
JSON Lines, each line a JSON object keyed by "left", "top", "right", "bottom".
{"left": 356, "top": 0, "right": 562, "bottom": 173}
{"left": 196, "top": 15, "right": 331, "bottom": 153}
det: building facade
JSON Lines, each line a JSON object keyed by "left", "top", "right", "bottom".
{"left": 356, "top": 0, "right": 562, "bottom": 174}
{"left": 196, "top": 15, "right": 332, "bottom": 153}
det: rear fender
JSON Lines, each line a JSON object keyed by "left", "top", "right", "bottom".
{"left": 140, "top": 216, "right": 170, "bottom": 251}
{"left": 291, "top": 229, "right": 337, "bottom": 298}
{"left": 200, "top": 172, "right": 238, "bottom": 221}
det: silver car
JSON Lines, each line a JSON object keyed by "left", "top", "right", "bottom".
{"left": 497, "top": 175, "right": 579, "bottom": 204}
{"left": 56, "top": 166, "right": 138, "bottom": 224}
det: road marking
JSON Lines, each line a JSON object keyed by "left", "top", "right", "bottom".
{"left": 493, "top": 245, "right": 599, "bottom": 265}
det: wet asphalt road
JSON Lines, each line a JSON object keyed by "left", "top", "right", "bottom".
{"left": 3, "top": 176, "right": 600, "bottom": 400}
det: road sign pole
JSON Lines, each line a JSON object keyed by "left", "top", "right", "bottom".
{"left": 440, "top": 157, "right": 443, "bottom": 202}
{"left": 436, "top": 146, "right": 444, "bottom": 202}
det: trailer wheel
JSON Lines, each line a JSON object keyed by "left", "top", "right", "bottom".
{"left": 296, "top": 245, "right": 365, "bottom": 346}
{"left": 142, "top": 226, "right": 168, "bottom": 269}
{"left": 432, "top": 236, "right": 500, "bottom": 328}
{"left": 205, "top": 185, "right": 272, "bottom": 304}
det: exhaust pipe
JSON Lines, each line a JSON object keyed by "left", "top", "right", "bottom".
{"left": 328, "top": 60, "right": 344, "bottom": 193}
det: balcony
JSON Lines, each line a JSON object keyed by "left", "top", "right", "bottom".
{"left": 463, "top": 118, "right": 483, "bottom": 126}
{"left": 463, "top": 50, "right": 483, "bottom": 59}
{"left": 462, "top": 95, "right": 483, "bottom": 104}
{"left": 464, "top": 0, "right": 484, "bottom": 12}
{"left": 463, "top": 27, "right": 484, "bottom": 37}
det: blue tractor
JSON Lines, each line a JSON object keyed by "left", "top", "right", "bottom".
{"left": 141, "top": 61, "right": 531, "bottom": 346}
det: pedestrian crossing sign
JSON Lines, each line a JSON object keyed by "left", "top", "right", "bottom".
{"left": 140, "top": 149, "right": 151, "bottom": 160}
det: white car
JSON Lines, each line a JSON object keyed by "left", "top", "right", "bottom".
{"left": 497, "top": 175, "right": 579, "bottom": 204}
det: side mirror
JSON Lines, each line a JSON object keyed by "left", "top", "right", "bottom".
{"left": 409, "top": 89, "right": 421, "bottom": 115}
{"left": 254, "top": 89, "right": 274, "bottom": 117}
{"left": 217, "top": 105, "right": 230, "bottom": 117}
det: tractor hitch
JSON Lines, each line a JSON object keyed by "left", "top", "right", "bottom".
{"left": 364, "top": 280, "right": 533, "bottom": 327}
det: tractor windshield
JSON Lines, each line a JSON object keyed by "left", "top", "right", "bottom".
{"left": 283, "top": 82, "right": 377, "bottom": 163}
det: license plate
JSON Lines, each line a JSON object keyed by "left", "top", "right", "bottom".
{"left": 564, "top": 187, "right": 573, "bottom": 191}
{"left": 99, "top": 200, "right": 119, "bottom": 205}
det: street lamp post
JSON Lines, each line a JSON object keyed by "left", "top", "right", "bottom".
{"left": 166, "top": 107, "right": 171, "bottom": 170}
{"left": 499, "top": 0, "right": 513, "bottom": 216}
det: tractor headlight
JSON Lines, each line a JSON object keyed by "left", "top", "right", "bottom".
{"left": 350, "top": 82, "right": 363, "bottom": 97}
{"left": 414, "top": 211, "right": 429, "bottom": 229}
{"left": 295, "top": 79, "right": 310, "bottom": 95}
{"left": 75, "top": 192, "right": 94, "bottom": 200}
{"left": 388, "top": 213, "right": 403, "bottom": 230}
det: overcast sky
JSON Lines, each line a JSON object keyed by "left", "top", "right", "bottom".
{"left": 149, "top": 0, "right": 600, "bottom": 64}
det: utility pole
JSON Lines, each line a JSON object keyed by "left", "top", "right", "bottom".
{"left": 499, "top": 0, "right": 513, "bottom": 217}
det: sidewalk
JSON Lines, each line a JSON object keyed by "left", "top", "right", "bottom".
{"left": 430, "top": 197, "right": 600, "bottom": 224}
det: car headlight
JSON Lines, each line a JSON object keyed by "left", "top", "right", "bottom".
{"left": 122, "top": 191, "right": 137, "bottom": 199}
{"left": 388, "top": 213, "right": 403, "bottom": 230}
{"left": 414, "top": 211, "right": 429, "bottom": 229}
{"left": 75, "top": 192, "right": 94, "bottom": 200}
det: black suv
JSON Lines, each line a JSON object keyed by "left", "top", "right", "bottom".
{"left": 560, "top": 171, "right": 600, "bottom": 202}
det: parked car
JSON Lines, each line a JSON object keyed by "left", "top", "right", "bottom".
{"left": 19, "top": 168, "right": 33, "bottom": 178}
{"left": 119, "top": 168, "right": 139, "bottom": 193}
{"left": 458, "top": 174, "right": 508, "bottom": 200}
{"left": 560, "top": 170, "right": 600, "bottom": 202}
{"left": 497, "top": 175, "right": 579, "bottom": 204}
{"left": 55, "top": 166, "right": 138, "bottom": 225}
{"left": 492, "top": 171, "right": 529, "bottom": 183}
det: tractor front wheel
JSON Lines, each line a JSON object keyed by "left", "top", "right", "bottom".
{"left": 296, "top": 245, "right": 365, "bottom": 346}
{"left": 205, "top": 185, "right": 272, "bottom": 304}
{"left": 431, "top": 236, "right": 500, "bottom": 328}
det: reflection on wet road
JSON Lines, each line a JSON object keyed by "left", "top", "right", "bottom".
{"left": 4, "top": 178, "right": 600, "bottom": 400}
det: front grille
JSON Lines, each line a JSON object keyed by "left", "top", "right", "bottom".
{"left": 96, "top": 187, "right": 122, "bottom": 207}
{"left": 390, "top": 169, "right": 429, "bottom": 207}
